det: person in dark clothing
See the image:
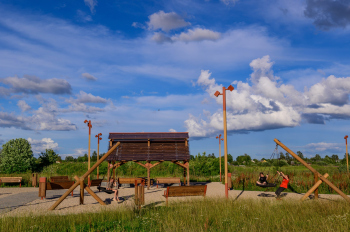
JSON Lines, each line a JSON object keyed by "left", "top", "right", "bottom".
{"left": 256, "top": 172, "right": 269, "bottom": 185}
{"left": 275, "top": 171, "right": 289, "bottom": 199}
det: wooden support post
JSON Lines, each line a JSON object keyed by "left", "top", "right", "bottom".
{"left": 301, "top": 173, "right": 329, "bottom": 201}
{"left": 147, "top": 161, "right": 150, "bottom": 190}
{"left": 74, "top": 176, "right": 105, "bottom": 206}
{"left": 49, "top": 142, "right": 120, "bottom": 210}
{"left": 107, "top": 161, "right": 111, "bottom": 181}
{"left": 274, "top": 139, "right": 350, "bottom": 203}
{"left": 112, "top": 161, "right": 116, "bottom": 180}
{"left": 183, "top": 163, "right": 186, "bottom": 186}
{"left": 185, "top": 161, "right": 190, "bottom": 186}
{"left": 39, "top": 177, "right": 46, "bottom": 200}
{"left": 135, "top": 179, "right": 138, "bottom": 206}
{"left": 138, "top": 185, "right": 142, "bottom": 209}
{"left": 80, "top": 177, "right": 84, "bottom": 205}
{"left": 32, "top": 173, "right": 38, "bottom": 187}
{"left": 314, "top": 172, "right": 319, "bottom": 199}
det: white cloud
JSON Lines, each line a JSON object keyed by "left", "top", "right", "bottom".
{"left": 77, "top": 10, "right": 92, "bottom": 22}
{"left": 147, "top": 11, "right": 190, "bottom": 32}
{"left": 81, "top": 72, "right": 97, "bottom": 81}
{"left": 17, "top": 100, "right": 31, "bottom": 112}
{"left": 186, "top": 55, "right": 350, "bottom": 138}
{"left": 28, "top": 137, "right": 59, "bottom": 154}
{"left": 69, "top": 91, "right": 107, "bottom": 104}
{"left": 61, "top": 148, "right": 87, "bottom": 158}
{"left": 304, "top": 142, "right": 343, "bottom": 154}
{"left": 171, "top": 28, "right": 221, "bottom": 42}
{"left": 84, "top": 0, "right": 97, "bottom": 14}
{"left": 169, "top": 128, "right": 177, "bottom": 132}
{"left": 0, "top": 75, "right": 72, "bottom": 95}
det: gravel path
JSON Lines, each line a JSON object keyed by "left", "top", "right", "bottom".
{"left": 0, "top": 183, "right": 348, "bottom": 218}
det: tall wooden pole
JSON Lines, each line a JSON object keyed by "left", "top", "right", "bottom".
{"left": 84, "top": 120, "right": 92, "bottom": 185}
{"left": 95, "top": 133, "right": 102, "bottom": 179}
{"left": 216, "top": 134, "right": 223, "bottom": 182}
{"left": 222, "top": 86, "right": 228, "bottom": 199}
{"left": 214, "top": 85, "right": 234, "bottom": 199}
{"left": 345, "top": 135, "right": 349, "bottom": 174}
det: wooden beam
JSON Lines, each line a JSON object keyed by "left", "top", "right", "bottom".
{"left": 74, "top": 176, "right": 106, "bottom": 206}
{"left": 300, "top": 173, "right": 329, "bottom": 202}
{"left": 113, "top": 161, "right": 126, "bottom": 168}
{"left": 275, "top": 139, "right": 350, "bottom": 203}
{"left": 134, "top": 161, "right": 147, "bottom": 168}
{"left": 149, "top": 161, "right": 163, "bottom": 169}
{"left": 172, "top": 161, "right": 187, "bottom": 169}
{"left": 314, "top": 173, "right": 319, "bottom": 199}
{"left": 49, "top": 142, "right": 120, "bottom": 210}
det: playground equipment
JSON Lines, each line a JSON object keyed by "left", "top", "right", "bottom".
{"left": 214, "top": 84, "right": 234, "bottom": 199}
{"left": 49, "top": 142, "right": 120, "bottom": 210}
{"left": 274, "top": 139, "right": 350, "bottom": 203}
{"left": 106, "top": 132, "right": 190, "bottom": 190}
{"left": 216, "top": 134, "right": 224, "bottom": 182}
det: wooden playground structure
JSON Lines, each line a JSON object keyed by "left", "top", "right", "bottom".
{"left": 106, "top": 132, "right": 190, "bottom": 189}
{"left": 275, "top": 139, "right": 350, "bottom": 203}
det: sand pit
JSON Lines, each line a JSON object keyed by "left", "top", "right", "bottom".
{"left": 0, "top": 182, "right": 347, "bottom": 218}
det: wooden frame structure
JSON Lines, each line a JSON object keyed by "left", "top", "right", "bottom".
{"left": 274, "top": 139, "right": 350, "bottom": 203}
{"left": 49, "top": 142, "right": 120, "bottom": 210}
{"left": 107, "top": 132, "right": 190, "bottom": 189}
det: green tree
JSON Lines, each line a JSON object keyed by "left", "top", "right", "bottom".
{"left": 91, "top": 151, "right": 97, "bottom": 161}
{"left": 65, "top": 156, "right": 75, "bottom": 162}
{"left": 39, "top": 149, "right": 59, "bottom": 167}
{"left": 297, "top": 151, "right": 304, "bottom": 159}
{"left": 0, "top": 138, "right": 35, "bottom": 173}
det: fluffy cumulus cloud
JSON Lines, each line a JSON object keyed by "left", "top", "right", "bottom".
{"left": 28, "top": 137, "right": 59, "bottom": 154}
{"left": 61, "top": 148, "right": 88, "bottom": 158}
{"left": 64, "top": 91, "right": 108, "bottom": 113}
{"left": 17, "top": 100, "right": 31, "bottom": 112}
{"left": 304, "top": 0, "right": 350, "bottom": 30}
{"left": 84, "top": 0, "right": 97, "bottom": 14}
{"left": 0, "top": 75, "right": 72, "bottom": 95}
{"left": 147, "top": 11, "right": 190, "bottom": 32}
{"left": 185, "top": 55, "right": 350, "bottom": 137}
{"left": 81, "top": 72, "right": 97, "bottom": 81}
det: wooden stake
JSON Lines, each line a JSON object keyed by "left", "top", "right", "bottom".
{"left": 79, "top": 177, "right": 84, "bottom": 205}
{"left": 186, "top": 161, "right": 190, "bottom": 186}
{"left": 301, "top": 173, "right": 329, "bottom": 201}
{"left": 314, "top": 172, "right": 318, "bottom": 199}
{"left": 49, "top": 142, "right": 120, "bottom": 210}
{"left": 275, "top": 139, "right": 350, "bottom": 203}
{"left": 147, "top": 161, "right": 150, "bottom": 190}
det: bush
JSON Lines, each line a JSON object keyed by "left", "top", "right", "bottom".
{"left": 338, "top": 165, "right": 349, "bottom": 173}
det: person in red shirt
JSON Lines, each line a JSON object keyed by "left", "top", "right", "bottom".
{"left": 275, "top": 171, "right": 289, "bottom": 199}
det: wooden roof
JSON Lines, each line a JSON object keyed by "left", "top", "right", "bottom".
{"left": 107, "top": 132, "right": 190, "bottom": 161}
{"left": 108, "top": 132, "right": 189, "bottom": 141}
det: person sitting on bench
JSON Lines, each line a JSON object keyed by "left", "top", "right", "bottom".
{"left": 107, "top": 178, "right": 120, "bottom": 202}
{"left": 256, "top": 172, "right": 269, "bottom": 185}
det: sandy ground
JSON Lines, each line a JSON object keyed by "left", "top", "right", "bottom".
{"left": 0, "top": 182, "right": 348, "bottom": 218}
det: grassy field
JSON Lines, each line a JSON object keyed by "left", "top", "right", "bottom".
{"left": 1, "top": 198, "right": 349, "bottom": 231}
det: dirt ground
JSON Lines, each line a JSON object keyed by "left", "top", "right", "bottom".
{"left": 0, "top": 182, "right": 347, "bottom": 217}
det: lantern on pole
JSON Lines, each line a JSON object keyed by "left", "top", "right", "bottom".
{"left": 214, "top": 84, "right": 234, "bottom": 199}
{"left": 95, "top": 133, "right": 102, "bottom": 179}
{"left": 216, "top": 134, "right": 224, "bottom": 182}
{"left": 84, "top": 120, "right": 92, "bottom": 185}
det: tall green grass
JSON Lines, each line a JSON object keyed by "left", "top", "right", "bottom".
{"left": 1, "top": 199, "right": 349, "bottom": 231}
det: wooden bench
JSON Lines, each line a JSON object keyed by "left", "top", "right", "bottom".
{"left": 90, "top": 179, "right": 103, "bottom": 187}
{"left": 0, "top": 177, "right": 22, "bottom": 187}
{"left": 50, "top": 176, "right": 69, "bottom": 182}
{"left": 117, "top": 178, "right": 144, "bottom": 186}
{"left": 156, "top": 177, "right": 181, "bottom": 188}
{"left": 163, "top": 185, "right": 207, "bottom": 205}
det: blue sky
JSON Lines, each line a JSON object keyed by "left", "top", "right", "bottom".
{"left": 0, "top": 0, "right": 350, "bottom": 159}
